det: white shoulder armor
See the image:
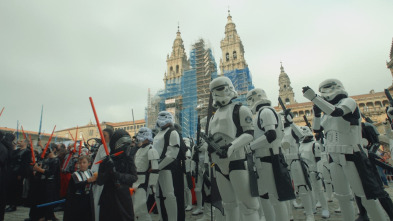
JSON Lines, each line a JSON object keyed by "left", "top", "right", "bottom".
{"left": 148, "top": 147, "right": 160, "bottom": 160}
{"left": 239, "top": 105, "right": 254, "bottom": 132}
{"left": 259, "top": 107, "right": 277, "bottom": 128}
{"left": 338, "top": 97, "right": 357, "bottom": 113}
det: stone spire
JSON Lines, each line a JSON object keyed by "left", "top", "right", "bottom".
{"left": 219, "top": 10, "right": 247, "bottom": 73}
{"left": 278, "top": 62, "right": 296, "bottom": 105}
{"left": 164, "top": 25, "right": 189, "bottom": 86}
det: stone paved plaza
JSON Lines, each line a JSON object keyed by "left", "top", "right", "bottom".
{"left": 5, "top": 182, "right": 393, "bottom": 221}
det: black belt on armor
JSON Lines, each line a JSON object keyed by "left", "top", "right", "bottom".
{"left": 229, "top": 159, "right": 246, "bottom": 171}
{"left": 259, "top": 156, "right": 273, "bottom": 163}
{"left": 214, "top": 159, "right": 246, "bottom": 180}
{"left": 136, "top": 171, "right": 149, "bottom": 189}
{"left": 345, "top": 154, "right": 355, "bottom": 161}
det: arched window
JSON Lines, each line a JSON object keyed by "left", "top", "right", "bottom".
{"left": 233, "top": 51, "right": 237, "bottom": 59}
{"left": 226, "top": 53, "right": 229, "bottom": 61}
{"left": 170, "top": 66, "right": 173, "bottom": 73}
{"left": 176, "top": 65, "right": 179, "bottom": 73}
{"left": 285, "top": 98, "right": 290, "bottom": 105}
{"left": 305, "top": 110, "right": 310, "bottom": 116}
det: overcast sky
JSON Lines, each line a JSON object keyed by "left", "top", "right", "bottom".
{"left": 1, "top": 0, "right": 393, "bottom": 133}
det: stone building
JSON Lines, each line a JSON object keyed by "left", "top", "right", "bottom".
{"left": 54, "top": 119, "right": 146, "bottom": 142}
{"left": 0, "top": 127, "right": 68, "bottom": 145}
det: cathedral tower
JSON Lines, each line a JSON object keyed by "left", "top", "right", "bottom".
{"left": 164, "top": 26, "right": 189, "bottom": 88}
{"left": 278, "top": 62, "right": 296, "bottom": 105}
{"left": 219, "top": 10, "right": 247, "bottom": 73}
{"left": 219, "top": 10, "right": 254, "bottom": 104}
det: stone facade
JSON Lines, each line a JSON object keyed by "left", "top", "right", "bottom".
{"left": 163, "top": 26, "right": 189, "bottom": 88}
{"left": 54, "top": 119, "right": 146, "bottom": 142}
{"left": 278, "top": 63, "right": 296, "bottom": 105}
{"left": 219, "top": 11, "right": 247, "bottom": 73}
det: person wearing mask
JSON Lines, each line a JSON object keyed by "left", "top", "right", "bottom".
{"left": 92, "top": 128, "right": 113, "bottom": 221}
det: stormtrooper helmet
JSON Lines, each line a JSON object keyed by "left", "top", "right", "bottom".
{"left": 300, "top": 126, "right": 314, "bottom": 138}
{"left": 136, "top": 127, "right": 153, "bottom": 143}
{"left": 209, "top": 76, "right": 238, "bottom": 108}
{"left": 318, "top": 79, "right": 348, "bottom": 101}
{"left": 246, "top": 88, "right": 271, "bottom": 114}
{"left": 156, "top": 111, "right": 174, "bottom": 128}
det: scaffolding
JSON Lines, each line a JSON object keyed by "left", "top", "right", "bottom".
{"left": 223, "top": 67, "right": 254, "bottom": 105}
{"left": 146, "top": 39, "right": 218, "bottom": 139}
{"left": 180, "top": 39, "right": 218, "bottom": 138}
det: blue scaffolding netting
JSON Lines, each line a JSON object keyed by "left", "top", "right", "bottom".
{"left": 152, "top": 44, "right": 255, "bottom": 139}
{"left": 223, "top": 67, "right": 254, "bottom": 105}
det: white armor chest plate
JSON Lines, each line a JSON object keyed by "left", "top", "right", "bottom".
{"left": 152, "top": 128, "right": 169, "bottom": 157}
{"left": 321, "top": 100, "right": 362, "bottom": 154}
{"left": 209, "top": 104, "right": 237, "bottom": 139}
{"left": 135, "top": 145, "right": 151, "bottom": 172}
{"left": 209, "top": 103, "right": 245, "bottom": 169}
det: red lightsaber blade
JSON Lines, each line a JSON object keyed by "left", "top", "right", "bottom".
{"left": 29, "top": 135, "right": 36, "bottom": 164}
{"left": 94, "top": 151, "right": 124, "bottom": 164}
{"left": 89, "top": 97, "right": 109, "bottom": 156}
{"left": 0, "top": 107, "right": 4, "bottom": 118}
{"left": 40, "top": 125, "right": 56, "bottom": 158}
{"left": 21, "top": 125, "right": 27, "bottom": 139}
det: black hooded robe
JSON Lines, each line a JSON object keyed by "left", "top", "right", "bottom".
{"left": 97, "top": 140, "right": 137, "bottom": 221}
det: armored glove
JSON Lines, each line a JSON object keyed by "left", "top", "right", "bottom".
{"left": 302, "top": 86, "right": 317, "bottom": 101}
{"left": 284, "top": 109, "right": 294, "bottom": 124}
{"left": 220, "top": 143, "right": 231, "bottom": 159}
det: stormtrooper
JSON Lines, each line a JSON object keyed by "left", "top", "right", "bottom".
{"left": 183, "top": 137, "right": 193, "bottom": 212}
{"left": 298, "top": 126, "right": 330, "bottom": 219}
{"left": 303, "top": 79, "right": 386, "bottom": 221}
{"left": 315, "top": 132, "right": 334, "bottom": 203}
{"left": 192, "top": 133, "right": 212, "bottom": 220}
{"left": 153, "top": 111, "right": 185, "bottom": 221}
{"left": 191, "top": 117, "right": 208, "bottom": 217}
{"left": 132, "top": 127, "right": 159, "bottom": 221}
{"left": 206, "top": 76, "right": 260, "bottom": 221}
{"left": 247, "top": 88, "right": 294, "bottom": 221}
{"left": 281, "top": 112, "right": 315, "bottom": 221}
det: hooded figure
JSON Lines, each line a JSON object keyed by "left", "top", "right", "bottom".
{"left": 97, "top": 129, "right": 138, "bottom": 221}
{"left": 0, "top": 131, "right": 13, "bottom": 220}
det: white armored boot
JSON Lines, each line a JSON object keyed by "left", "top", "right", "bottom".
{"left": 192, "top": 192, "right": 204, "bottom": 216}
{"left": 196, "top": 203, "right": 212, "bottom": 221}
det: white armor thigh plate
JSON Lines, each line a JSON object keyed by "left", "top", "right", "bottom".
{"left": 255, "top": 160, "right": 277, "bottom": 196}
{"left": 152, "top": 128, "right": 169, "bottom": 156}
{"left": 290, "top": 160, "right": 307, "bottom": 187}
{"left": 135, "top": 147, "right": 150, "bottom": 172}
{"left": 300, "top": 142, "right": 317, "bottom": 172}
